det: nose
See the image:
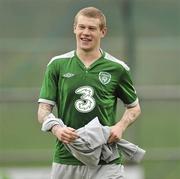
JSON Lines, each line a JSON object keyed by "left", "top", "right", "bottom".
{"left": 82, "top": 28, "right": 90, "bottom": 35}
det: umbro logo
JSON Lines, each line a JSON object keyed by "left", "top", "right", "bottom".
{"left": 63, "top": 73, "right": 75, "bottom": 78}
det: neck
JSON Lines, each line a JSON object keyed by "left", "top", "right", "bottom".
{"left": 76, "top": 48, "right": 102, "bottom": 67}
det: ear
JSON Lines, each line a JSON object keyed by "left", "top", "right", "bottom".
{"left": 101, "top": 27, "right": 107, "bottom": 38}
{"left": 73, "top": 24, "right": 77, "bottom": 34}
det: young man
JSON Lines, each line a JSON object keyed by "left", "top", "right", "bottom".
{"left": 38, "top": 7, "right": 141, "bottom": 179}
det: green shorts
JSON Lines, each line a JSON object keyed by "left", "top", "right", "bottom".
{"left": 51, "top": 163, "right": 124, "bottom": 179}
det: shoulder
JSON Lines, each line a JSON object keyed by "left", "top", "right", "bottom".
{"left": 47, "top": 50, "right": 75, "bottom": 66}
{"left": 104, "top": 51, "right": 130, "bottom": 71}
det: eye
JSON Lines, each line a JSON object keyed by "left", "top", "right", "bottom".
{"left": 78, "top": 25, "right": 85, "bottom": 30}
{"left": 89, "top": 27, "right": 96, "bottom": 31}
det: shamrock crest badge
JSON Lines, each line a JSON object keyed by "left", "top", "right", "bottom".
{"left": 99, "top": 72, "right": 111, "bottom": 85}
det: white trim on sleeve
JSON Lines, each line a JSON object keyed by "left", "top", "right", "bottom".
{"left": 104, "top": 52, "right": 130, "bottom": 71}
{"left": 38, "top": 98, "right": 56, "bottom": 106}
{"left": 125, "top": 98, "right": 139, "bottom": 108}
{"left": 47, "top": 50, "right": 75, "bottom": 66}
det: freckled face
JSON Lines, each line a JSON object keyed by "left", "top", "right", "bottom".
{"left": 74, "top": 15, "right": 106, "bottom": 52}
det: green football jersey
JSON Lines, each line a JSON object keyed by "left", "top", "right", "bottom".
{"left": 38, "top": 50, "right": 138, "bottom": 165}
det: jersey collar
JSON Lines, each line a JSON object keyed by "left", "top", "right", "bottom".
{"left": 74, "top": 49, "right": 105, "bottom": 70}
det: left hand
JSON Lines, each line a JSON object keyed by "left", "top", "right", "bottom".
{"left": 108, "top": 125, "right": 123, "bottom": 143}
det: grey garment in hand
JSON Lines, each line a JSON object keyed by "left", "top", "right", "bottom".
{"left": 57, "top": 117, "right": 146, "bottom": 166}
{"left": 65, "top": 117, "right": 110, "bottom": 166}
{"left": 116, "top": 139, "right": 146, "bottom": 163}
{"left": 41, "top": 113, "right": 65, "bottom": 132}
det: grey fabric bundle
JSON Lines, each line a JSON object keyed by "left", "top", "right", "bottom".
{"left": 42, "top": 115, "right": 146, "bottom": 166}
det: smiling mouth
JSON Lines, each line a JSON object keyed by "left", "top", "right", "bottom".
{"left": 80, "top": 37, "right": 92, "bottom": 42}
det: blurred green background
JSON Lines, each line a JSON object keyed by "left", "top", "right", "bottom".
{"left": 0, "top": 0, "right": 180, "bottom": 179}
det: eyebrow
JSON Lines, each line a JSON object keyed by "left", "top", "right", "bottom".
{"left": 78, "top": 24, "right": 98, "bottom": 28}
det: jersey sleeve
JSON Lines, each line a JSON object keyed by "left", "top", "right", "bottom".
{"left": 38, "top": 61, "right": 59, "bottom": 106}
{"left": 116, "top": 67, "right": 138, "bottom": 107}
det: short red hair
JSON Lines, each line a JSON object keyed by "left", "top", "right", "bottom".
{"left": 74, "top": 7, "right": 107, "bottom": 30}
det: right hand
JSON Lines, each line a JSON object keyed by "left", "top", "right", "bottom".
{"left": 51, "top": 125, "right": 79, "bottom": 144}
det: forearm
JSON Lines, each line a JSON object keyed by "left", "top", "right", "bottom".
{"left": 38, "top": 103, "right": 62, "bottom": 135}
{"left": 117, "top": 103, "right": 141, "bottom": 133}
{"left": 38, "top": 103, "right": 78, "bottom": 143}
{"left": 108, "top": 103, "right": 141, "bottom": 143}
{"left": 37, "top": 103, "right": 53, "bottom": 124}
